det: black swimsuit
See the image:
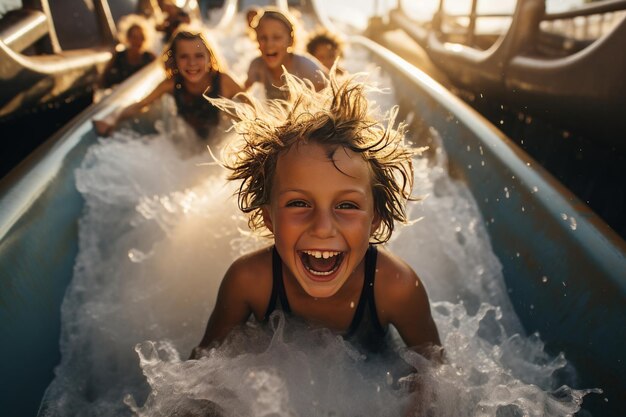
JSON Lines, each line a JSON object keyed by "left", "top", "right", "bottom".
{"left": 265, "top": 245, "right": 389, "bottom": 353}
{"left": 173, "top": 72, "right": 221, "bottom": 138}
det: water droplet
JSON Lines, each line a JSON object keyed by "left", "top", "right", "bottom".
{"left": 532, "top": 186, "right": 539, "bottom": 193}
{"left": 530, "top": 304, "right": 534, "bottom": 310}
{"left": 542, "top": 276, "right": 548, "bottom": 283}
{"left": 561, "top": 213, "right": 568, "bottom": 220}
{"left": 350, "top": 301, "right": 355, "bottom": 309}
{"left": 569, "top": 217, "right": 577, "bottom": 230}
{"left": 385, "top": 372, "right": 393, "bottom": 386}
{"left": 504, "top": 187, "right": 510, "bottom": 199}
{"left": 521, "top": 206, "right": 525, "bottom": 212}
{"left": 128, "top": 249, "right": 152, "bottom": 263}
{"left": 516, "top": 252, "right": 520, "bottom": 257}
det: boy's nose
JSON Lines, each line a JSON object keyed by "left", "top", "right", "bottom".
{"left": 309, "top": 209, "right": 336, "bottom": 238}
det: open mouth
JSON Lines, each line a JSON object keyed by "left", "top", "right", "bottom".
{"left": 299, "top": 250, "right": 344, "bottom": 277}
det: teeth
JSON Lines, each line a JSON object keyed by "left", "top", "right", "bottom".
{"left": 308, "top": 269, "right": 333, "bottom": 276}
{"left": 303, "top": 250, "right": 340, "bottom": 259}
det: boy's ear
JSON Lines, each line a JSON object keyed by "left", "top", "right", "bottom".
{"left": 371, "top": 212, "right": 382, "bottom": 235}
{"left": 261, "top": 206, "right": 274, "bottom": 233}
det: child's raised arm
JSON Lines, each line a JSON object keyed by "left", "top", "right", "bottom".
{"left": 93, "top": 78, "right": 173, "bottom": 137}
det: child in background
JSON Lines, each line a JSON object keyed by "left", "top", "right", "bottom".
{"left": 156, "top": 0, "right": 191, "bottom": 41}
{"left": 245, "top": 5, "right": 261, "bottom": 31}
{"left": 306, "top": 28, "right": 345, "bottom": 75}
{"left": 192, "top": 72, "right": 441, "bottom": 361}
{"left": 100, "top": 15, "right": 156, "bottom": 89}
{"left": 94, "top": 27, "right": 242, "bottom": 139}
{"left": 245, "top": 8, "right": 326, "bottom": 99}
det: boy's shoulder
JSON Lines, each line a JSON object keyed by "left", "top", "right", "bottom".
{"left": 375, "top": 247, "right": 429, "bottom": 310}
{"left": 227, "top": 246, "right": 273, "bottom": 279}
{"left": 294, "top": 53, "right": 325, "bottom": 71}
{"left": 374, "top": 247, "right": 441, "bottom": 352}
{"left": 220, "top": 246, "right": 274, "bottom": 312}
{"left": 248, "top": 56, "right": 264, "bottom": 69}
{"left": 376, "top": 247, "right": 419, "bottom": 285}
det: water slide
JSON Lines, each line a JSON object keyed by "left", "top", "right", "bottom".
{"left": 1, "top": 0, "right": 625, "bottom": 416}
{"left": 388, "top": 0, "right": 626, "bottom": 143}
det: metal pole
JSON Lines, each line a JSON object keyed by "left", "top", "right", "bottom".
{"left": 468, "top": 0, "right": 478, "bottom": 46}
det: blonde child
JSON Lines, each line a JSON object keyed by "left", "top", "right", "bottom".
{"left": 245, "top": 8, "right": 326, "bottom": 99}
{"left": 192, "top": 72, "right": 441, "bottom": 360}
{"left": 94, "top": 27, "right": 242, "bottom": 139}
{"left": 101, "top": 15, "right": 156, "bottom": 89}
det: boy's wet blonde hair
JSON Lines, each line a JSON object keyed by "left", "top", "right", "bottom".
{"left": 213, "top": 72, "right": 416, "bottom": 243}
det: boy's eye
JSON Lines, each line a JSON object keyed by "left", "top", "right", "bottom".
{"left": 286, "top": 200, "right": 309, "bottom": 208}
{"left": 336, "top": 202, "right": 358, "bottom": 210}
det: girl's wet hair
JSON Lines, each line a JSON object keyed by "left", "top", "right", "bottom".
{"left": 212, "top": 71, "right": 417, "bottom": 243}
{"left": 163, "top": 26, "right": 223, "bottom": 78}
{"left": 251, "top": 7, "right": 297, "bottom": 47}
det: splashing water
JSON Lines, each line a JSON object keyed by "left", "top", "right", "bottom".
{"left": 38, "top": 13, "right": 598, "bottom": 417}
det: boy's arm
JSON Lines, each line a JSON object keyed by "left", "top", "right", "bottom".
{"left": 190, "top": 259, "right": 255, "bottom": 359}
{"left": 377, "top": 253, "right": 442, "bottom": 361}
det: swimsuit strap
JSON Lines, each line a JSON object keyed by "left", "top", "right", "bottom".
{"left": 346, "top": 245, "right": 384, "bottom": 336}
{"left": 265, "top": 246, "right": 291, "bottom": 320}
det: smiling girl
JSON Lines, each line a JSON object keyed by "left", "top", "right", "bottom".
{"left": 191, "top": 72, "right": 441, "bottom": 361}
{"left": 94, "top": 27, "right": 242, "bottom": 139}
{"left": 245, "top": 8, "right": 326, "bottom": 99}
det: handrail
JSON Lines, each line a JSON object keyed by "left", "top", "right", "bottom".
{"left": 93, "top": 0, "right": 117, "bottom": 45}
{"left": 544, "top": 0, "right": 626, "bottom": 20}
{"left": 429, "top": 0, "right": 626, "bottom": 20}
{"left": 0, "top": 9, "right": 48, "bottom": 52}
{"left": 0, "top": 39, "right": 110, "bottom": 81}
